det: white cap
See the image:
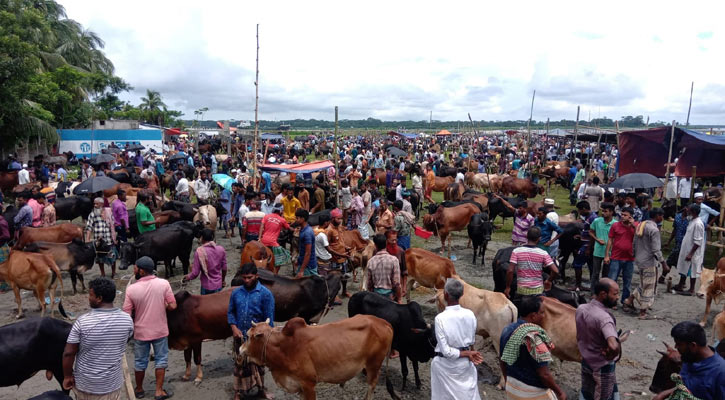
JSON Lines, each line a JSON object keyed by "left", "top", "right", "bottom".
{"left": 22, "top": 163, "right": 27, "bottom": 168}
{"left": 694, "top": 192, "right": 704, "bottom": 198}
{"left": 544, "top": 198, "right": 555, "bottom": 205}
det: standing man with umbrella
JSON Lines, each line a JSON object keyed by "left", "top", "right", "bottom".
{"left": 85, "top": 197, "right": 116, "bottom": 279}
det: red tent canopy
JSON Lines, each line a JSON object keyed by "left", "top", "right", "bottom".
{"left": 259, "top": 160, "right": 334, "bottom": 174}
{"left": 164, "top": 128, "right": 187, "bottom": 135}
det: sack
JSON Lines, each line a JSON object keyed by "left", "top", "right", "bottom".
{"left": 358, "top": 223, "right": 373, "bottom": 239}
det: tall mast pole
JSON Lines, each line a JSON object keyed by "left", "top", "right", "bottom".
{"left": 334, "top": 106, "right": 340, "bottom": 206}
{"left": 251, "top": 24, "right": 260, "bottom": 188}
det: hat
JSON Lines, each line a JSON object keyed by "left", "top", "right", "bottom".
{"left": 135, "top": 256, "right": 155, "bottom": 272}
{"left": 694, "top": 192, "right": 704, "bottom": 199}
{"left": 330, "top": 208, "right": 343, "bottom": 218}
{"left": 22, "top": 163, "right": 27, "bottom": 168}
{"left": 544, "top": 198, "right": 555, "bottom": 206}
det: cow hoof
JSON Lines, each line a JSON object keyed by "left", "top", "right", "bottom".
{"left": 699, "top": 321, "right": 706, "bottom": 327}
{"left": 16, "top": 314, "right": 24, "bottom": 319}
{"left": 194, "top": 378, "right": 202, "bottom": 386}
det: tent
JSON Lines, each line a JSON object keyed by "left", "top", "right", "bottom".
{"left": 436, "top": 129, "right": 452, "bottom": 136}
{"left": 618, "top": 127, "right": 725, "bottom": 177}
{"left": 259, "top": 160, "right": 334, "bottom": 174}
{"left": 388, "top": 131, "right": 419, "bottom": 140}
{"left": 260, "top": 133, "right": 285, "bottom": 140}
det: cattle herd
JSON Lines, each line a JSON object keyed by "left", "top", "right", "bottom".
{"left": 0, "top": 133, "right": 724, "bottom": 400}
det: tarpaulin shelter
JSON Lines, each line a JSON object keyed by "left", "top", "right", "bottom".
{"left": 436, "top": 129, "right": 452, "bottom": 136}
{"left": 259, "top": 160, "right": 334, "bottom": 174}
{"left": 569, "top": 130, "right": 618, "bottom": 144}
{"left": 618, "top": 127, "right": 725, "bottom": 177}
{"left": 260, "top": 133, "right": 285, "bottom": 140}
{"left": 389, "top": 131, "right": 419, "bottom": 140}
{"left": 163, "top": 128, "right": 188, "bottom": 136}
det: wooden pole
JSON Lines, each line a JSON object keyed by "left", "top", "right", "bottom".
{"left": 334, "top": 106, "right": 340, "bottom": 206}
{"left": 251, "top": 24, "right": 260, "bottom": 189}
{"left": 686, "top": 81, "right": 694, "bottom": 127}
{"left": 645, "top": 116, "right": 650, "bottom": 128}
{"left": 573, "top": 106, "right": 580, "bottom": 163}
{"left": 663, "top": 121, "right": 677, "bottom": 198}
{"left": 614, "top": 121, "right": 621, "bottom": 178}
{"left": 526, "top": 90, "right": 536, "bottom": 170}
{"left": 690, "top": 166, "right": 697, "bottom": 203}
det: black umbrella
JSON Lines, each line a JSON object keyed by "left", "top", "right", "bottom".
{"left": 126, "top": 144, "right": 145, "bottom": 151}
{"left": 73, "top": 176, "right": 120, "bottom": 195}
{"left": 105, "top": 147, "right": 121, "bottom": 154}
{"left": 607, "top": 173, "right": 663, "bottom": 189}
{"left": 168, "top": 153, "right": 187, "bottom": 161}
{"left": 386, "top": 146, "right": 407, "bottom": 157}
{"left": 91, "top": 154, "right": 116, "bottom": 164}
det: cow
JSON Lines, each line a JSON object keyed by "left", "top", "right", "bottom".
{"left": 231, "top": 269, "right": 343, "bottom": 324}
{"left": 422, "top": 202, "right": 479, "bottom": 256}
{"left": 649, "top": 340, "right": 725, "bottom": 395}
{"left": 500, "top": 176, "right": 545, "bottom": 198}
{"left": 348, "top": 291, "right": 436, "bottom": 390}
{"left": 241, "top": 315, "right": 396, "bottom": 400}
{"left": 240, "top": 240, "right": 275, "bottom": 272}
{"left": 0, "top": 251, "right": 66, "bottom": 318}
{"left": 0, "top": 317, "right": 72, "bottom": 389}
{"left": 469, "top": 173, "right": 502, "bottom": 192}
{"left": 14, "top": 223, "right": 83, "bottom": 250}
{"left": 435, "top": 275, "right": 517, "bottom": 388}
{"left": 161, "top": 200, "right": 198, "bottom": 221}
{"left": 698, "top": 257, "right": 725, "bottom": 327}
{"left": 404, "top": 248, "right": 457, "bottom": 301}
{"left": 308, "top": 209, "right": 332, "bottom": 227}
{"left": 51, "top": 181, "right": 80, "bottom": 199}
{"left": 192, "top": 204, "right": 218, "bottom": 231}
{"left": 0, "top": 170, "right": 19, "bottom": 194}
{"left": 467, "top": 212, "right": 494, "bottom": 265}
{"left": 118, "top": 220, "right": 202, "bottom": 277}
{"left": 662, "top": 198, "right": 678, "bottom": 220}
{"left": 539, "top": 161, "right": 571, "bottom": 190}
{"left": 443, "top": 182, "right": 465, "bottom": 202}
{"left": 23, "top": 239, "right": 96, "bottom": 294}
{"left": 429, "top": 176, "right": 454, "bottom": 193}
{"left": 538, "top": 297, "right": 582, "bottom": 362}
{"left": 54, "top": 196, "right": 93, "bottom": 222}
{"left": 436, "top": 165, "right": 458, "bottom": 178}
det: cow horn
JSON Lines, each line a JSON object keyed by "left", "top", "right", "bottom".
{"left": 251, "top": 320, "right": 258, "bottom": 327}
{"left": 265, "top": 318, "right": 270, "bottom": 324}
{"left": 663, "top": 341, "right": 673, "bottom": 351}
{"left": 656, "top": 350, "right": 666, "bottom": 356}
{"left": 426, "top": 323, "right": 431, "bottom": 330}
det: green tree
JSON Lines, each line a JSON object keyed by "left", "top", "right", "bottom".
{"left": 139, "top": 89, "right": 166, "bottom": 125}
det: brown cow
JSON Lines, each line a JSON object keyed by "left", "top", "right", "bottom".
{"left": 240, "top": 240, "right": 275, "bottom": 273}
{"left": 460, "top": 192, "right": 490, "bottom": 211}
{"left": 422, "top": 203, "right": 479, "bottom": 256}
{"left": 0, "top": 250, "right": 64, "bottom": 318}
{"left": 103, "top": 183, "right": 141, "bottom": 198}
{"left": 500, "top": 176, "right": 544, "bottom": 198}
{"left": 444, "top": 182, "right": 465, "bottom": 201}
{"left": 0, "top": 171, "right": 19, "bottom": 194}
{"left": 539, "top": 296, "right": 582, "bottom": 362}
{"left": 241, "top": 315, "right": 395, "bottom": 400}
{"left": 339, "top": 228, "right": 371, "bottom": 278}
{"left": 698, "top": 257, "right": 725, "bottom": 326}
{"left": 154, "top": 210, "right": 181, "bottom": 228}
{"left": 14, "top": 223, "right": 83, "bottom": 250}
{"left": 405, "top": 248, "right": 456, "bottom": 301}
{"left": 429, "top": 176, "right": 454, "bottom": 193}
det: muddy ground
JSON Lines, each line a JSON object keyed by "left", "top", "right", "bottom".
{"left": 0, "top": 228, "right": 721, "bottom": 400}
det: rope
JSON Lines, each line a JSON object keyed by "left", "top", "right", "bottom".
{"left": 319, "top": 276, "right": 333, "bottom": 322}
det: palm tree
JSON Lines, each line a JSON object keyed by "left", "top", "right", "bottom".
{"left": 140, "top": 90, "right": 167, "bottom": 125}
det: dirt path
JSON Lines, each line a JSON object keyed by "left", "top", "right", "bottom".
{"left": 0, "top": 230, "right": 720, "bottom": 399}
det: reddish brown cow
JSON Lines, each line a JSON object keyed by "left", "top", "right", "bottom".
{"left": 14, "top": 223, "right": 83, "bottom": 250}
{"left": 240, "top": 240, "right": 275, "bottom": 273}
{"left": 0, "top": 250, "right": 64, "bottom": 318}
{"left": 422, "top": 203, "right": 479, "bottom": 256}
{"left": 154, "top": 210, "right": 181, "bottom": 227}
{"left": 0, "top": 171, "right": 19, "bottom": 194}
{"left": 429, "top": 176, "right": 454, "bottom": 193}
{"left": 699, "top": 257, "right": 725, "bottom": 326}
{"left": 444, "top": 182, "right": 466, "bottom": 201}
{"left": 12, "top": 183, "right": 40, "bottom": 195}
{"left": 405, "top": 248, "right": 456, "bottom": 301}
{"left": 500, "top": 176, "right": 545, "bottom": 198}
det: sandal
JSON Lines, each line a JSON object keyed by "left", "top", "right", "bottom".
{"left": 135, "top": 390, "right": 145, "bottom": 399}
{"left": 622, "top": 303, "right": 636, "bottom": 313}
{"left": 154, "top": 389, "right": 173, "bottom": 400}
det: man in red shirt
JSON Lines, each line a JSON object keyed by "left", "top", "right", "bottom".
{"left": 259, "top": 204, "right": 291, "bottom": 274}
{"left": 604, "top": 207, "right": 636, "bottom": 307}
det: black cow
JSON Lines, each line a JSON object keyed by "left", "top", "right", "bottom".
{"left": 118, "top": 220, "right": 202, "bottom": 277}
{"left": 54, "top": 196, "right": 92, "bottom": 221}
{"left": 161, "top": 200, "right": 197, "bottom": 221}
{"left": 436, "top": 165, "right": 457, "bottom": 178}
{"left": 308, "top": 209, "right": 332, "bottom": 227}
{"left": 556, "top": 221, "right": 585, "bottom": 282}
{"left": 23, "top": 238, "right": 96, "bottom": 294}
{"left": 468, "top": 212, "right": 494, "bottom": 265}
{"left": 426, "top": 200, "right": 484, "bottom": 215}
{"left": 487, "top": 194, "right": 527, "bottom": 222}
{"left": 230, "top": 269, "right": 342, "bottom": 323}
{"left": 53, "top": 181, "right": 73, "bottom": 198}
{"left": 408, "top": 191, "right": 421, "bottom": 219}
{"left": 0, "top": 317, "right": 72, "bottom": 390}
{"left": 348, "top": 291, "right": 436, "bottom": 390}
{"left": 662, "top": 198, "right": 678, "bottom": 220}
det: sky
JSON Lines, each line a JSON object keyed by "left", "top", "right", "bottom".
{"left": 62, "top": 0, "right": 725, "bottom": 124}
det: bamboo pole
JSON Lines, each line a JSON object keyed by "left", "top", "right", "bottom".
{"left": 690, "top": 166, "right": 697, "bottom": 203}
{"left": 251, "top": 24, "right": 260, "bottom": 189}
{"left": 719, "top": 176, "right": 725, "bottom": 256}
{"left": 686, "top": 81, "right": 694, "bottom": 126}
{"left": 572, "top": 106, "right": 580, "bottom": 163}
{"left": 663, "top": 121, "right": 677, "bottom": 199}
{"left": 334, "top": 107, "right": 340, "bottom": 206}
{"left": 526, "top": 90, "right": 536, "bottom": 172}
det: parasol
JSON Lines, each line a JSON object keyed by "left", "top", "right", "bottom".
{"left": 73, "top": 176, "right": 120, "bottom": 195}
{"left": 212, "top": 173, "right": 235, "bottom": 192}
{"left": 607, "top": 173, "right": 663, "bottom": 189}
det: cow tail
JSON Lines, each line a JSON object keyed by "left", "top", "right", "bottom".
{"left": 48, "top": 258, "right": 68, "bottom": 319}
{"left": 384, "top": 348, "right": 401, "bottom": 400}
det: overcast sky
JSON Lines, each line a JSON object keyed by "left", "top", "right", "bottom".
{"left": 63, "top": 0, "right": 725, "bottom": 124}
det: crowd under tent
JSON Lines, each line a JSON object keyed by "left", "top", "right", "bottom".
{"left": 436, "top": 129, "right": 452, "bottom": 136}
{"left": 618, "top": 127, "right": 725, "bottom": 177}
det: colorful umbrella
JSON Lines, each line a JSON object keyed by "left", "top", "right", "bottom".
{"left": 212, "top": 173, "right": 235, "bottom": 191}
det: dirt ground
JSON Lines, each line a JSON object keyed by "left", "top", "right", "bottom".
{"left": 0, "top": 227, "right": 722, "bottom": 400}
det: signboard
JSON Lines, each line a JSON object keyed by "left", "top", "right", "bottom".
{"left": 58, "top": 129, "right": 163, "bottom": 157}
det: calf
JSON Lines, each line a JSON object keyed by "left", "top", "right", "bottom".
{"left": 241, "top": 315, "right": 395, "bottom": 400}
{"left": 0, "top": 317, "right": 72, "bottom": 389}
{"left": 422, "top": 203, "right": 479, "bottom": 256}
{"left": 405, "top": 248, "right": 457, "bottom": 302}
{"left": 467, "top": 212, "right": 494, "bottom": 265}
{"left": 240, "top": 240, "right": 275, "bottom": 272}
{"left": 649, "top": 340, "right": 725, "bottom": 394}
{"left": 193, "top": 204, "right": 217, "bottom": 231}
{"left": 348, "top": 291, "right": 436, "bottom": 389}
{"left": 23, "top": 239, "right": 96, "bottom": 294}
{"left": 698, "top": 257, "right": 725, "bottom": 326}
{"left": 0, "top": 251, "right": 66, "bottom": 318}
{"left": 14, "top": 223, "right": 83, "bottom": 250}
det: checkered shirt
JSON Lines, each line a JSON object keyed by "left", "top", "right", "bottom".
{"left": 365, "top": 250, "right": 400, "bottom": 291}
{"left": 85, "top": 213, "right": 112, "bottom": 245}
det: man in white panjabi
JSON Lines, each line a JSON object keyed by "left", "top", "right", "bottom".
{"left": 431, "top": 278, "right": 483, "bottom": 400}
{"left": 674, "top": 203, "right": 706, "bottom": 295}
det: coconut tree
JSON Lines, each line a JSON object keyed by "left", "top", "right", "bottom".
{"left": 140, "top": 90, "right": 167, "bottom": 125}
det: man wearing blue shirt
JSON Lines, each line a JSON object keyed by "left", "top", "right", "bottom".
{"left": 228, "top": 262, "right": 275, "bottom": 400}
{"left": 295, "top": 209, "right": 317, "bottom": 277}
{"left": 261, "top": 170, "right": 272, "bottom": 193}
{"left": 534, "top": 207, "right": 562, "bottom": 257}
{"left": 694, "top": 193, "right": 720, "bottom": 227}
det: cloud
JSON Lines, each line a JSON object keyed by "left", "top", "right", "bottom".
{"left": 574, "top": 32, "right": 605, "bottom": 40}
{"left": 697, "top": 31, "right": 714, "bottom": 39}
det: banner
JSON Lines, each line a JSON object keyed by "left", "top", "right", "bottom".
{"left": 58, "top": 129, "right": 163, "bottom": 157}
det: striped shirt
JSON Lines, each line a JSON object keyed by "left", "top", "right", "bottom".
{"left": 66, "top": 308, "right": 134, "bottom": 394}
{"left": 509, "top": 245, "right": 554, "bottom": 293}
{"left": 512, "top": 213, "right": 535, "bottom": 243}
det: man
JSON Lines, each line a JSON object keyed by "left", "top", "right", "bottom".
{"left": 261, "top": 170, "right": 272, "bottom": 193}
{"left": 392, "top": 200, "right": 414, "bottom": 250}
{"left": 605, "top": 207, "right": 636, "bottom": 306}
{"left": 62, "top": 277, "right": 134, "bottom": 400}
{"left": 56, "top": 163, "right": 68, "bottom": 182}
{"left": 694, "top": 192, "right": 720, "bottom": 227}
{"left": 348, "top": 186, "right": 364, "bottom": 229}
{"left": 505, "top": 227, "right": 558, "bottom": 298}
{"left": 543, "top": 199, "right": 560, "bottom": 258}
{"left": 123, "top": 256, "right": 176, "bottom": 400}
{"left": 8, "top": 157, "right": 21, "bottom": 171}
{"left": 589, "top": 202, "right": 616, "bottom": 287}
{"left": 295, "top": 209, "right": 317, "bottom": 277}
{"left": 230, "top": 183, "right": 246, "bottom": 237}
{"left": 112, "top": 189, "right": 130, "bottom": 243}
{"left": 679, "top": 177, "right": 692, "bottom": 208}
{"left": 431, "top": 278, "right": 483, "bottom": 400}
{"left": 576, "top": 278, "right": 621, "bottom": 400}
{"left": 455, "top": 168, "right": 465, "bottom": 184}
{"left": 241, "top": 201, "right": 265, "bottom": 243}
{"left": 311, "top": 180, "right": 326, "bottom": 213}
{"left": 18, "top": 163, "right": 30, "bottom": 184}
{"left": 136, "top": 192, "right": 158, "bottom": 234}
{"left": 27, "top": 192, "right": 44, "bottom": 227}
{"left": 219, "top": 185, "right": 234, "bottom": 238}
{"left": 296, "top": 181, "right": 310, "bottom": 211}
{"left": 394, "top": 178, "right": 405, "bottom": 202}
{"left": 385, "top": 230, "right": 408, "bottom": 298}
{"left": 674, "top": 204, "right": 706, "bottom": 295}
{"left": 347, "top": 165, "right": 362, "bottom": 188}
{"left": 534, "top": 207, "right": 562, "bottom": 257}
{"left": 623, "top": 193, "right": 643, "bottom": 222}
{"left": 653, "top": 322, "right": 725, "bottom": 400}
{"left": 194, "top": 170, "right": 212, "bottom": 205}
{"left": 183, "top": 228, "right": 227, "bottom": 295}
{"left": 424, "top": 164, "right": 435, "bottom": 203}
{"left": 259, "top": 204, "right": 291, "bottom": 274}
{"left": 365, "top": 233, "right": 402, "bottom": 302}
{"left": 85, "top": 198, "right": 115, "bottom": 278}
{"left": 42, "top": 193, "right": 56, "bottom": 227}
{"left": 666, "top": 206, "right": 689, "bottom": 273}
{"left": 282, "top": 187, "right": 302, "bottom": 225}
{"left": 375, "top": 198, "right": 394, "bottom": 234}
{"left": 175, "top": 171, "right": 190, "bottom": 203}
{"left": 259, "top": 192, "right": 274, "bottom": 215}
{"left": 498, "top": 195, "right": 535, "bottom": 246}
{"left": 623, "top": 208, "right": 667, "bottom": 319}
{"left": 13, "top": 193, "right": 33, "bottom": 234}
{"left": 584, "top": 176, "right": 605, "bottom": 213}
{"left": 81, "top": 162, "right": 93, "bottom": 182}
{"left": 228, "top": 262, "right": 275, "bottom": 400}
{"left": 401, "top": 190, "right": 413, "bottom": 215}
{"left": 500, "top": 296, "right": 566, "bottom": 400}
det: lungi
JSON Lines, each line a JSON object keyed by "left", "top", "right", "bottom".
{"left": 505, "top": 376, "right": 558, "bottom": 400}
{"left": 580, "top": 360, "right": 619, "bottom": 400}
{"left": 632, "top": 265, "right": 658, "bottom": 309}
{"left": 233, "top": 337, "right": 265, "bottom": 395}
{"left": 397, "top": 235, "right": 411, "bottom": 250}
{"left": 271, "top": 246, "right": 290, "bottom": 267}
{"left": 72, "top": 388, "right": 121, "bottom": 400}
